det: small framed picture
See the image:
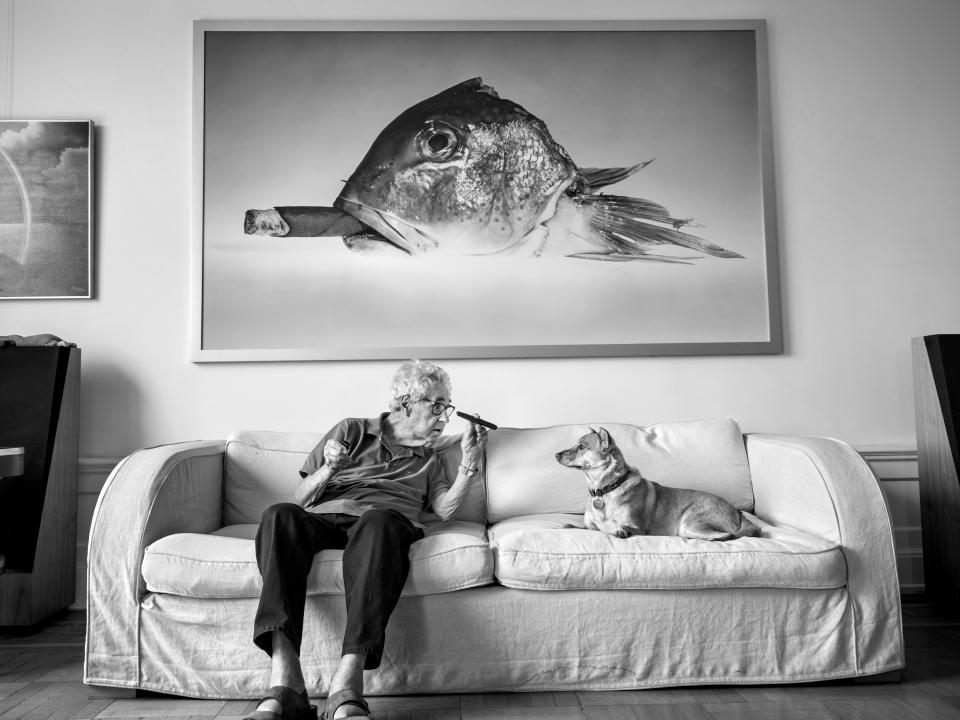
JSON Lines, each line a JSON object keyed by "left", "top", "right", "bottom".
{"left": 0, "top": 120, "right": 94, "bottom": 299}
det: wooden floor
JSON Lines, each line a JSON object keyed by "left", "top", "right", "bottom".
{"left": 2, "top": 597, "right": 960, "bottom": 719}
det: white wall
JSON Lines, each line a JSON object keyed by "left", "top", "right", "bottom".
{"left": 1, "top": 0, "right": 959, "bottom": 458}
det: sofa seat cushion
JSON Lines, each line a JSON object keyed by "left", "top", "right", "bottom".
{"left": 142, "top": 520, "right": 494, "bottom": 599}
{"left": 488, "top": 513, "right": 846, "bottom": 591}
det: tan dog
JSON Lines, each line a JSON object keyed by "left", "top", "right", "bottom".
{"left": 556, "top": 427, "right": 761, "bottom": 540}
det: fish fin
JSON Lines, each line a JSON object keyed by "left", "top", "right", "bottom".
{"left": 447, "top": 77, "right": 500, "bottom": 99}
{"left": 578, "top": 194, "right": 743, "bottom": 259}
{"left": 567, "top": 251, "right": 697, "bottom": 265}
{"left": 580, "top": 194, "right": 675, "bottom": 226}
{"left": 578, "top": 160, "right": 654, "bottom": 192}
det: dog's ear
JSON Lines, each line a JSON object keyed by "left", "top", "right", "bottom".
{"left": 597, "top": 427, "right": 612, "bottom": 449}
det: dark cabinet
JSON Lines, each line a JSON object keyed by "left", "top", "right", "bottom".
{"left": 0, "top": 346, "right": 79, "bottom": 625}
{"left": 913, "top": 335, "right": 960, "bottom": 607}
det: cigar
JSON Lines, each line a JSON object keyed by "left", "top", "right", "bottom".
{"left": 456, "top": 411, "right": 498, "bottom": 430}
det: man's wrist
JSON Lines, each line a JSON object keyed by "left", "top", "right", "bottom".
{"left": 459, "top": 462, "right": 477, "bottom": 476}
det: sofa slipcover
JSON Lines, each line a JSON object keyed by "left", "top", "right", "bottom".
{"left": 85, "top": 420, "right": 904, "bottom": 699}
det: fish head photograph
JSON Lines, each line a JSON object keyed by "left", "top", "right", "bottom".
{"left": 195, "top": 24, "right": 779, "bottom": 360}
{"left": 250, "top": 76, "right": 744, "bottom": 263}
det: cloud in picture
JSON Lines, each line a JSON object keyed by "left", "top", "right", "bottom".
{"left": 0, "top": 121, "right": 90, "bottom": 224}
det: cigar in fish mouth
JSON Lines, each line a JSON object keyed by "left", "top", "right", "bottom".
{"left": 244, "top": 206, "right": 364, "bottom": 238}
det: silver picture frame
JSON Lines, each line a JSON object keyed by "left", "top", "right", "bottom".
{"left": 0, "top": 120, "right": 94, "bottom": 300}
{"left": 192, "top": 20, "right": 780, "bottom": 361}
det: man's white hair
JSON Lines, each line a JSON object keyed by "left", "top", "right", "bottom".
{"left": 389, "top": 359, "right": 452, "bottom": 411}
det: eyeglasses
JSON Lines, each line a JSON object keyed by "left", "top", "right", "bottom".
{"left": 423, "top": 398, "right": 455, "bottom": 418}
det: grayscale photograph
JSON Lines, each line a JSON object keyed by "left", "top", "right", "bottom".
{"left": 0, "top": 120, "right": 93, "bottom": 299}
{"left": 195, "top": 25, "right": 779, "bottom": 360}
{"left": 2, "top": 4, "right": 958, "bottom": 720}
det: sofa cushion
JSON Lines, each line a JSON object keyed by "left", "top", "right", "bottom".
{"left": 488, "top": 513, "right": 846, "bottom": 591}
{"left": 142, "top": 521, "right": 494, "bottom": 598}
{"left": 484, "top": 418, "right": 753, "bottom": 523}
{"left": 222, "top": 430, "right": 486, "bottom": 525}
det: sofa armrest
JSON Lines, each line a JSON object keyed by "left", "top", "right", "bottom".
{"left": 746, "top": 434, "right": 904, "bottom": 673}
{"left": 84, "top": 440, "right": 224, "bottom": 688}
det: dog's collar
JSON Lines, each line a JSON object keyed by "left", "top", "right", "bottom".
{"left": 588, "top": 474, "right": 630, "bottom": 497}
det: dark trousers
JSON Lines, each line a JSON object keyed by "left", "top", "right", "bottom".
{"left": 253, "top": 503, "right": 424, "bottom": 670}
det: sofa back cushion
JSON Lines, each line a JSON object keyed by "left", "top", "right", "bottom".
{"left": 223, "top": 430, "right": 485, "bottom": 526}
{"left": 484, "top": 418, "right": 752, "bottom": 523}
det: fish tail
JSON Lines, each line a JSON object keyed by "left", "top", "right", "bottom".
{"left": 577, "top": 194, "right": 743, "bottom": 259}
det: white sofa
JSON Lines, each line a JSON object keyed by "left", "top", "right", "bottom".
{"left": 84, "top": 418, "right": 904, "bottom": 699}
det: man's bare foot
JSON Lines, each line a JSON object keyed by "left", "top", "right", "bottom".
{"left": 249, "top": 686, "right": 308, "bottom": 717}
{"left": 251, "top": 632, "right": 307, "bottom": 716}
{"left": 334, "top": 701, "right": 367, "bottom": 718}
{"left": 329, "top": 653, "right": 368, "bottom": 719}
{"left": 254, "top": 697, "right": 281, "bottom": 715}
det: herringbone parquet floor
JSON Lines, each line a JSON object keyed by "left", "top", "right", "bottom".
{"left": 2, "top": 598, "right": 959, "bottom": 719}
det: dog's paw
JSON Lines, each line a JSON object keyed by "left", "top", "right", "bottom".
{"left": 614, "top": 528, "right": 630, "bottom": 539}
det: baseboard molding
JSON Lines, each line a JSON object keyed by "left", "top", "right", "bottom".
{"left": 71, "top": 448, "right": 925, "bottom": 607}
{"left": 73, "top": 458, "right": 118, "bottom": 609}
{"left": 79, "top": 457, "right": 120, "bottom": 493}
{"left": 859, "top": 448, "right": 924, "bottom": 594}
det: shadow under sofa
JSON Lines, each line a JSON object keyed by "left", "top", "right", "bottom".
{"left": 83, "top": 417, "right": 904, "bottom": 699}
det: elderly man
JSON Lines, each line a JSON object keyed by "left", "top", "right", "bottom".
{"left": 245, "top": 360, "right": 488, "bottom": 720}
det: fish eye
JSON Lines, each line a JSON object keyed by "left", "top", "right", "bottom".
{"left": 417, "top": 122, "right": 460, "bottom": 162}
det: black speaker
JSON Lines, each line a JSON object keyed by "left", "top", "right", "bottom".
{"left": 0, "top": 347, "right": 73, "bottom": 571}
{"left": 913, "top": 335, "right": 960, "bottom": 606}
{"left": 0, "top": 346, "right": 79, "bottom": 625}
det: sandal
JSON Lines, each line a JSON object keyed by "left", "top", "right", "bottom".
{"left": 321, "top": 688, "right": 372, "bottom": 719}
{"left": 243, "top": 685, "right": 317, "bottom": 720}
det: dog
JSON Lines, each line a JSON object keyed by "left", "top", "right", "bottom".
{"left": 555, "top": 427, "right": 761, "bottom": 540}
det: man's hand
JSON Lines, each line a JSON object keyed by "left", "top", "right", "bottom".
{"left": 294, "top": 439, "right": 349, "bottom": 507}
{"left": 322, "top": 439, "right": 352, "bottom": 476}
{"left": 432, "top": 417, "right": 489, "bottom": 521}
{"left": 459, "top": 415, "right": 489, "bottom": 471}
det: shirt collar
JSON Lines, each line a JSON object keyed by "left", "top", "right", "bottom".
{"left": 366, "top": 413, "right": 427, "bottom": 458}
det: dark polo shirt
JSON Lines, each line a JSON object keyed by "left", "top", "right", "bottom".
{"left": 299, "top": 414, "right": 450, "bottom": 526}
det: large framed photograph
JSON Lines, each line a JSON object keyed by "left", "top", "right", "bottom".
{"left": 0, "top": 121, "right": 94, "bottom": 299}
{"left": 192, "top": 21, "right": 780, "bottom": 361}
